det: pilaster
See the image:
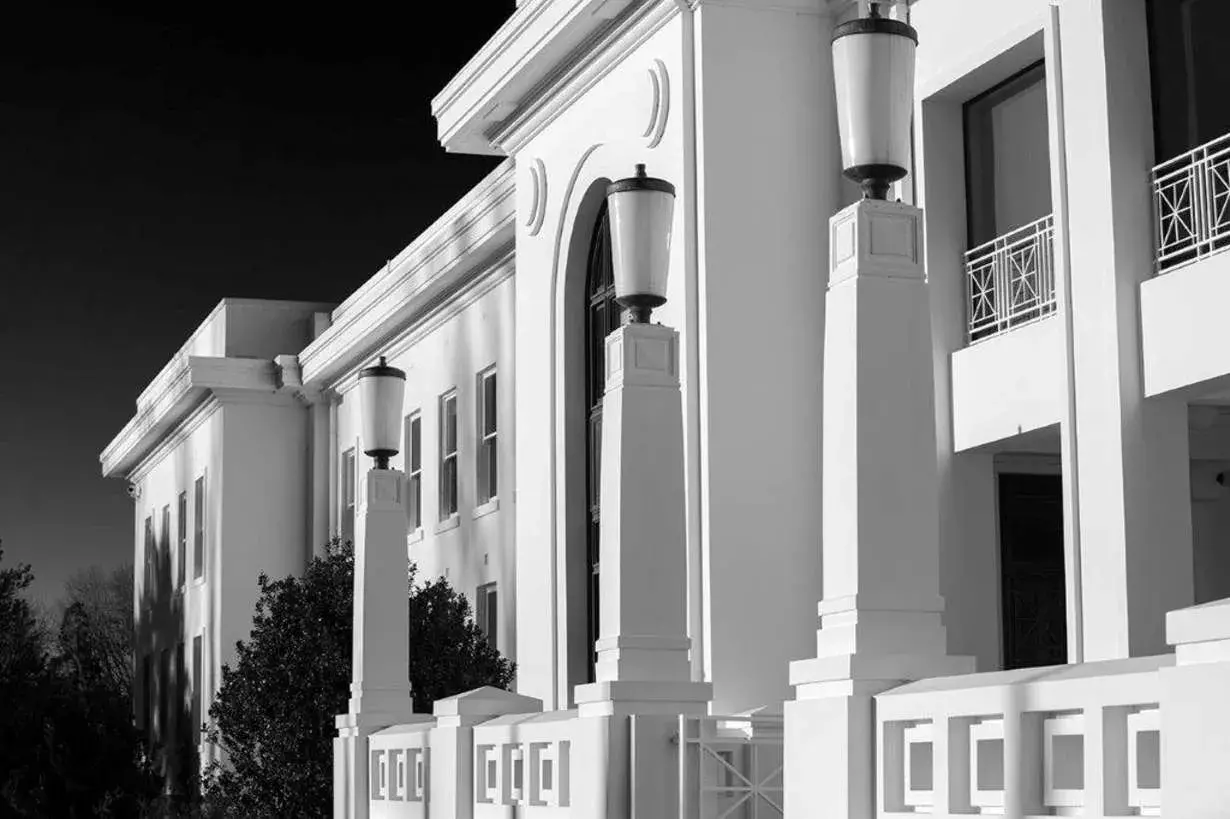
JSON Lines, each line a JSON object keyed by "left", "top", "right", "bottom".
{"left": 574, "top": 322, "right": 711, "bottom": 718}
{"left": 785, "top": 200, "right": 972, "bottom": 819}
{"left": 335, "top": 468, "right": 426, "bottom": 819}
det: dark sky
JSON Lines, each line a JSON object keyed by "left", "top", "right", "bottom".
{"left": 0, "top": 3, "right": 513, "bottom": 604}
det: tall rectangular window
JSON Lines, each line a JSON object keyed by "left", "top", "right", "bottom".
{"left": 143, "top": 516, "right": 155, "bottom": 599}
{"left": 192, "top": 636, "right": 202, "bottom": 743}
{"left": 175, "top": 642, "right": 185, "bottom": 740}
{"left": 963, "top": 61, "right": 1051, "bottom": 248}
{"left": 439, "top": 391, "right": 458, "bottom": 518}
{"left": 1148, "top": 0, "right": 1230, "bottom": 161}
{"left": 476, "top": 368, "right": 498, "bottom": 505}
{"left": 341, "top": 448, "right": 356, "bottom": 542}
{"left": 159, "top": 648, "right": 170, "bottom": 744}
{"left": 193, "top": 476, "right": 206, "bottom": 580}
{"left": 160, "top": 505, "right": 171, "bottom": 580}
{"left": 405, "top": 413, "right": 422, "bottom": 530}
{"left": 141, "top": 654, "right": 152, "bottom": 735}
{"left": 176, "top": 492, "right": 187, "bottom": 589}
{"left": 476, "top": 582, "right": 498, "bottom": 648}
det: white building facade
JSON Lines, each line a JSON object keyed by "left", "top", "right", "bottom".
{"left": 104, "top": 0, "right": 1230, "bottom": 815}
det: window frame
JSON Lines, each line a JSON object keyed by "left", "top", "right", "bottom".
{"left": 476, "top": 367, "right": 498, "bottom": 506}
{"left": 476, "top": 581, "right": 498, "bottom": 648}
{"left": 176, "top": 492, "right": 187, "bottom": 589}
{"left": 439, "top": 390, "right": 459, "bottom": 520}
{"left": 143, "top": 515, "right": 155, "bottom": 598}
{"left": 193, "top": 475, "right": 206, "bottom": 581}
{"left": 405, "top": 411, "right": 423, "bottom": 532}
{"left": 341, "top": 447, "right": 357, "bottom": 542}
{"left": 192, "top": 635, "right": 203, "bottom": 744}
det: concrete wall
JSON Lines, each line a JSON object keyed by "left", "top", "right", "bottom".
{"left": 131, "top": 402, "right": 224, "bottom": 766}
{"left": 509, "top": 2, "right": 831, "bottom": 714}
{"left": 511, "top": 14, "right": 691, "bottom": 711}
{"left": 951, "top": 317, "right": 1065, "bottom": 452}
{"left": 333, "top": 273, "right": 517, "bottom": 665}
{"left": 1141, "top": 251, "right": 1230, "bottom": 398}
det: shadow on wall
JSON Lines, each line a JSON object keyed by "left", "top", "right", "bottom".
{"left": 135, "top": 539, "right": 198, "bottom": 797}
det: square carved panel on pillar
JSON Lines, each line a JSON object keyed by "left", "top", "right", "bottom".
{"left": 829, "top": 199, "right": 924, "bottom": 286}
{"left": 604, "top": 324, "right": 678, "bottom": 390}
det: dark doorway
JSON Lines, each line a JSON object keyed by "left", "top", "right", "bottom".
{"left": 583, "top": 200, "right": 618, "bottom": 683}
{"left": 997, "top": 473, "right": 1067, "bottom": 669}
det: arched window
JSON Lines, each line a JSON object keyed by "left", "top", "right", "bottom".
{"left": 583, "top": 200, "right": 618, "bottom": 682}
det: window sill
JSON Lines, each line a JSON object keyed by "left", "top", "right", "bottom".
{"left": 434, "top": 514, "right": 460, "bottom": 535}
{"left": 407, "top": 527, "right": 424, "bottom": 545}
{"left": 472, "top": 497, "right": 500, "bottom": 520}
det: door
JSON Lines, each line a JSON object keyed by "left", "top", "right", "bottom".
{"left": 998, "top": 472, "right": 1067, "bottom": 669}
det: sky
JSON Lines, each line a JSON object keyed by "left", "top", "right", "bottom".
{"left": 0, "top": 2, "right": 513, "bottom": 604}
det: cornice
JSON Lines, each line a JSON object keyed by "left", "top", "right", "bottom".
{"left": 433, "top": 0, "right": 847, "bottom": 157}
{"left": 100, "top": 356, "right": 293, "bottom": 479}
{"left": 432, "top": 0, "right": 641, "bottom": 156}
{"left": 491, "top": 0, "right": 681, "bottom": 155}
{"left": 298, "top": 163, "right": 517, "bottom": 390}
{"left": 331, "top": 250, "right": 517, "bottom": 395}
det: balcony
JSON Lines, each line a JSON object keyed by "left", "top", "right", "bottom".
{"left": 964, "top": 215, "right": 1056, "bottom": 345}
{"left": 1153, "top": 130, "right": 1230, "bottom": 274}
{"left": 1141, "top": 130, "right": 1230, "bottom": 397}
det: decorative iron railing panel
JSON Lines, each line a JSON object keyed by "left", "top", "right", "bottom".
{"left": 1153, "top": 131, "right": 1230, "bottom": 273}
{"left": 677, "top": 714, "right": 784, "bottom": 819}
{"left": 965, "top": 214, "right": 1056, "bottom": 344}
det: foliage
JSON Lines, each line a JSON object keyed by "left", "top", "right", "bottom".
{"left": 203, "top": 539, "right": 515, "bottom": 818}
{"left": 0, "top": 543, "right": 160, "bottom": 818}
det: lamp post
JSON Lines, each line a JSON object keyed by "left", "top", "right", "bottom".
{"left": 573, "top": 163, "right": 711, "bottom": 719}
{"left": 606, "top": 163, "right": 676, "bottom": 323}
{"left": 336, "top": 354, "right": 424, "bottom": 819}
{"left": 358, "top": 356, "right": 406, "bottom": 469}
{"left": 831, "top": 1, "right": 917, "bottom": 200}
{"left": 783, "top": 6, "right": 972, "bottom": 817}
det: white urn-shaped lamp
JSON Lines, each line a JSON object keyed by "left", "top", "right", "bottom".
{"left": 358, "top": 355, "right": 406, "bottom": 470}
{"left": 606, "top": 163, "right": 676, "bottom": 323}
{"left": 832, "top": 2, "right": 918, "bottom": 200}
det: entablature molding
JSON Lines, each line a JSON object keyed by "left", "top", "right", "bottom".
{"left": 432, "top": 0, "right": 852, "bottom": 157}
{"left": 297, "top": 163, "right": 516, "bottom": 390}
{"left": 101, "top": 356, "right": 301, "bottom": 479}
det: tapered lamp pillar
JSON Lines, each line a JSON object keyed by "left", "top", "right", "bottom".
{"left": 574, "top": 165, "right": 711, "bottom": 717}
{"left": 784, "top": 7, "right": 973, "bottom": 818}
{"left": 334, "top": 358, "right": 427, "bottom": 819}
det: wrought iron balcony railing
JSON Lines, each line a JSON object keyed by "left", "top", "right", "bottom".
{"left": 1153, "top": 130, "right": 1230, "bottom": 273}
{"left": 965, "top": 214, "right": 1057, "bottom": 343}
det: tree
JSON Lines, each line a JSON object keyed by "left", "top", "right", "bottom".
{"left": 203, "top": 539, "right": 514, "bottom": 817}
{"left": 0, "top": 547, "right": 159, "bottom": 818}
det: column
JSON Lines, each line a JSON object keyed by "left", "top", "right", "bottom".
{"left": 1060, "top": 0, "right": 1193, "bottom": 660}
{"left": 334, "top": 469, "right": 427, "bottom": 819}
{"left": 784, "top": 200, "right": 974, "bottom": 819}
{"left": 573, "top": 322, "right": 712, "bottom": 717}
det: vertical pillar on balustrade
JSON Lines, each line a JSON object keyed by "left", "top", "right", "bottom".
{"left": 573, "top": 321, "right": 712, "bottom": 717}
{"left": 784, "top": 200, "right": 974, "bottom": 819}
{"left": 1060, "top": 0, "right": 1192, "bottom": 661}
{"left": 1161, "top": 597, "right": 1230, "bottom": 816}
{"left": 334, "top": 469, "right": 428, "bottom": 819}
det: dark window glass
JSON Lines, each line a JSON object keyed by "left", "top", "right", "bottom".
{"left": 963, "top": 61, "right": 1051, "bottom": 248}
{"left": 341, "top": 449, "right": 356, "bottom": 542}
{"left": 440, "top": 394, "right": 458, "bottom": 517}
{"left": 1148, "top": 0, "right": 1230, "bottom": 161}
{"left": 192, "top": 636, "right": 202, "bottom": 743}
{"left": 406, "top": 415, "right": 422, "bottom": 530}
{"left": 193, "top": 477, "right": 205, "bottom": 580}
{"left": 177, "top": 492, "right": 187, "bottom": 589}
{"left": 478, "top": 371, "right": 498, "bottom": 504}
{"left": 584, "top": 201, "right": 617, "bottom": 682}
